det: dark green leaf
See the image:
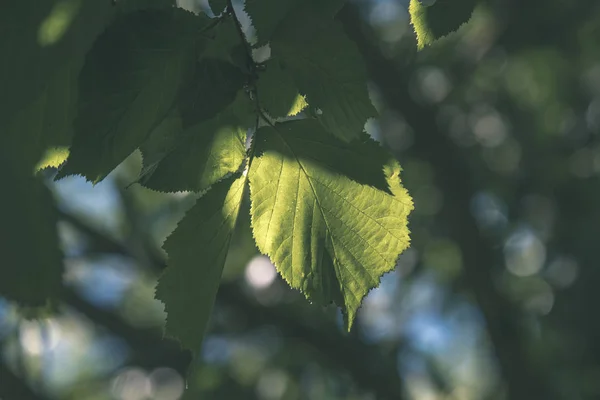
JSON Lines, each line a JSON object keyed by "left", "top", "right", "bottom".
{"left": 256, "top": 58, "right": 307, "bottom": 118}
{"left": 244, "top": 0, "right": 297, "bottom": 46}
{"left": 156, "top": 173, "right": 246, "bottom": 354}
{"left": 179, "top": 59, "right": 246, "bottom": 127}
{"left": 139, "top": 92, "right": 253, "bottom": 192}
{"left": 270, "top": 6, "right": 377, "bottom": 141}
{"left": 245, "top": 0, "right": 345, "bottom": 45}
{"left": 0, "top": 0, "right": 176, "bottom": 172}
{"left": 0, "top": 167, "right": 63, "bottom": 305}
{"left": 0, "top": 1, "right": 176, "bottom": 307}
{"left": 117, "top": 0, "right": 175, "bottom": 13}
{"left": 0, "top": 0, "right": 114, "bottom": 132}
{"left": 3, "top": 60, "right": 78, "bottom": 171}
{"left": 59, "top": 9, "right": 210, "bottom": 183}
{"left": 203, "top": 17, "right": 248, "bottom": 71}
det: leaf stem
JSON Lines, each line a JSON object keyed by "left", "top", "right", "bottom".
{"left": 201, "top": 13, "right": 226, "bottom": 34}
{"left": 227, "top": 0, "right": 264, "bottom": 173}
{"left": 245, "top": 100, "right": 279, "bottom": 172}
{"left": 197, "top": 11, "right": 228, "bottom": 41}
{"left": 243, "top": 101, "right": 260, "bottom": 175}
{"left": 257, "top": 107, "right": 276, "bottom": 128}
{"left": 227, "top": 0, "right": 255, "bottom": 76}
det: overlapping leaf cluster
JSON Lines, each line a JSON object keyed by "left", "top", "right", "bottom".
{"left": 1, "top": 0, "right": 415, "bottom": 383}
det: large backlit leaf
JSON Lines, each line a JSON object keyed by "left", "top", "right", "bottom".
{"left": 249, "top": 119, "right": 413, "bottom": 328}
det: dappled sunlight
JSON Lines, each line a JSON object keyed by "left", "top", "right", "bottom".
{"left": 110, "top": 366, "right": 185, "bottom": 400}
{"left": 256, "top": 368, "right": 289, "bottom": 400}
{"left": 64, "top": 256, "right": 137, "bottom": 309}
{"left": 53, "top": 174, "right": 124, "bottom": 236}
{"left": 38, "top": 0, "right": 81, "bottom": 46}
{"left": 469, "top": 107, "right": 509, "bottom": 148}
{"left": 411, "top": 66, "right": 452, "bottom": 105}
{"left": 245, "top": 255, "right": 277, "bottom": 290}
{"left": 18, "top": 319, "right": 62, "bottom": 356}
{"left": 150, "top": 368, "right": 186, "bottom": 400}
{"left": 545, "top": 256, "right": 579, "bottom": 289}
{"left": 504, "top": 228, "right": 546, "bottom": 277}
{"left": 470, "top": 191, "right": 508, "bottom": 231}
{"left": 111, "top": 368, "right": 153, "bottom": 400}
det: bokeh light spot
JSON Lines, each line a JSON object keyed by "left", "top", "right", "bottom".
{"left": 245, "top": 255, "right": 277, "bottom": 290}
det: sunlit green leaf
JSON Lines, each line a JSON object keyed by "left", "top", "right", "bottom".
{"left": 36, "top": 147, "right": 70, "bottom": 171}
{"left": 409, "top": 0, "right": 477, "bottom": 49}
{"left": 249, "top": 119, "right": 413, "bottom": 328}
{"left": 139, "top": 92, "right": 253, "bottom": 192}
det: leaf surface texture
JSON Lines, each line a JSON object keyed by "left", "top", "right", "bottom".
{"left": 60, "top": 9, "right": 209, "bottom": 182}
{"left": 249, "top": 119, "right": 413, "bottom": 327}
{"left": 156, "top": 174, "right": 246, "bottom": 352}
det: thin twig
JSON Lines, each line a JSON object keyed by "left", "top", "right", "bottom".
{"left": 226, "top": 0, "right": 255, "bottom": 74}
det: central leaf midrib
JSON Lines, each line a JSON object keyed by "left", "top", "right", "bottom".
{"left": 267, "top": 124, "right": 381, "bottom": 302}
{"left": 268, "top": 125, "right": 406, "bottom": 242}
